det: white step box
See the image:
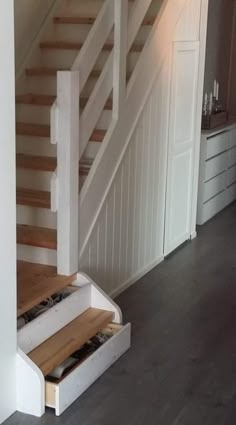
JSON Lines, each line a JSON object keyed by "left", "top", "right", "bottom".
{"left": 16, "top": 273, "right": 131, "bottom": 417}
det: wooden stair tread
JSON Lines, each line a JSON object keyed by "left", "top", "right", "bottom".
{"left": 25, "top": 67, "right": 66, "bottom": 76}
{"left": 17, "top": 224, "right": 57, "bottom": 250}
{"left": 25, "top": 68, "right": 107, "bottom": 80}
{"left": 16, "top": 122, "right": 50, "bottom": 138}
{"left": 40, "top": 40, "right": 143, "bottom": 53}
{"left": 16, "top": 94, "right": 112, "bottom": 110}
{"left": 28, "top": 307, "right": 113, "bottom": 376}
{"left": 54, "top": 15, "right": 155, "bottom": 26}
{"left": 17, "top": 188, "right": 51, "bottom": 209}
{"left": 16, "top": 154, "right": 93, "bottom": 175}
{"left": 16, "top": 94, "right": 56, "bottom": 106}
{"left": 16, "top": 154, "right": 56, "bottom": 172}
{"left": 16, "top": 123, "right": 105, "bottom": 142}
{"left": 91, "top": 129, "right": 106, "bottom": 142}
{"left": 80, "top": 97, "right": 112, "bottom": 111}
{"left": 17, "top": 261, "right": 76, "bottom": 317}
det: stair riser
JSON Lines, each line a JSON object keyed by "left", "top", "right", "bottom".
{"left": 16, "top": 136, "right": 55, "bottom": 157}
{"left": 16, "top": 105, "right": 51, "bottom": 125}
{"left": 17, "top": 244, "right": 57, "bottom": 267}
{"left": 17, "top": 205, "right": 56, "bottom": 229}
{"left": 40, "top": 48, "right": 141, "bottom": 72}
{"left": 17, "top": 169, "right": 53, "bottom": 191}
{"left": 48, "top": 23, "right": 151, "bottom": 45}
{"left": 26, "top": 76, "right": 57, "bottom": 96}
{"left": 57, "top": 0, "right": 113, "bottom": 17}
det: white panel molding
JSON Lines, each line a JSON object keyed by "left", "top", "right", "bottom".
{"left": 164, "top": 41, "right": 200, "bottom": 255}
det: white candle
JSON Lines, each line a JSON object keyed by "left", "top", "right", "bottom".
{"left": 209, "top": 92, "right": 213, "bottom": 114}
{"left": 216, "top": 82, "right": 219, "bottom": 101}
{"left": 214, "top": 80, "right": 217, "bottom": 98}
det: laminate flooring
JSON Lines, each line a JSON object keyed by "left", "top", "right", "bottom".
{"left": 7, "top": 202, "right": 236, "bottom": 425}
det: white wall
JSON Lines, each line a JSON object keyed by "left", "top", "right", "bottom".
{"left": 203, "top": 0, "right": 235, "bottom": 110}
{"left": 14, "top": 0, "right": 55, "bottom": 71}
{"left": 0, "top": 0, "right": 17, "bottom": 423}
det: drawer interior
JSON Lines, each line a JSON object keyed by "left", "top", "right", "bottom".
{"left": 45, "top": 323, "right": 123, "bottom": 407}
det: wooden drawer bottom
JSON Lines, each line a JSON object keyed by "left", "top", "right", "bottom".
{"left": 45, "top": 323, "right": 131, "bottom": 416}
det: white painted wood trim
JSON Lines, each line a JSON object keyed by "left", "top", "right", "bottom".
{"left": 57, "top": 71, "right": 80, "bottom": 275}
{"left": 113, "top": 0, "right": 128, "bottom": 119}
{"left": 72, "top": 0, "right": 114, "bottom": 93}
{"left": 127, "top": 0, "right": 153, "bottom": 52}
{"left": 77, "top": 272, "right": 122, "bottom": 323}
{"left": 79, "top": 53, "right": 114, "bottom": 158}
{"left": 18, "top": 283, "right": 91, "bottom": 354}
{"left": 190, "top": 0, "right": 209, "bottom": 234}
{"left": 51, "top": 323, "right": 131, "bottom": 416}
{"left": 16, "top": 348, "right": 45, "bottom": 417}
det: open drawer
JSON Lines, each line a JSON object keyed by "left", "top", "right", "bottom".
{"left": 45, "top": 323, "right": 131, "bottom": 416}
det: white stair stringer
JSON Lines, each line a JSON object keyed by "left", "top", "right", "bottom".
{"left": 79, "top": 0, "right": 188, "bottom": 255}
{"left": 16, "top": 272, "right": 127, "bottom": 417}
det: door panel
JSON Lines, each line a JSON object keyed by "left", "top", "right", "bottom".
{"left": 164, "top": 41, "right": 200, "bottom": 255}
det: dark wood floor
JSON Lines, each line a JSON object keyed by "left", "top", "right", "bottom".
{"left": 7, "top": 202, "right": 236, "bottom": 425}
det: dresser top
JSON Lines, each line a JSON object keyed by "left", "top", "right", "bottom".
{"left": 201, "top": 116, "right": 236, "bottom": 139}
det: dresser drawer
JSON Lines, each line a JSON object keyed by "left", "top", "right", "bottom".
{"left": 45, "top": 323, "right": 131, "bottom": 416}
{"left": 205, "top": 152, "right": 227, "bottom": 181}
{"left": 206, "top": 131, "right": 229, "bottom": 160}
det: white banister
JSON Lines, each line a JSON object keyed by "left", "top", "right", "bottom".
{"left": 72, "top": 0, "right": 114, "bottom": 93}
{"left": 56, "top": 71, "right": 80, "bottom": 275}
{"left": 113, "top": 0, "right": 128, "bottom": 119}
{"left": 127, "top": 0, "right": 153, "bottom": 51}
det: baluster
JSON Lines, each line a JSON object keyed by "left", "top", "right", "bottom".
{"left": 113, "top": 0, "right": 128, "bottom": 119}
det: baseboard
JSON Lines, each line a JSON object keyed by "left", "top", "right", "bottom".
{"left": 109, "top": 255, "right": 164, "bottom": 299}
{"left": 190, "top": 231, "right": 197, "bottom": 240}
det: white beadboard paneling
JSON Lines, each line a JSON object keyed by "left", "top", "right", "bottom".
{"left": 80, "top": 62, "right": 170, "bottom": 295}
{"left": 175, "top": 0, "right": 201, "bottom": 41}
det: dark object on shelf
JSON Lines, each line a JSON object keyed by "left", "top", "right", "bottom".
{"left": 202, "top": 111, "right": 228, "bottom": 130}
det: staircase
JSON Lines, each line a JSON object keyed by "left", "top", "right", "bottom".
{"left": 16, "top": 0, "right": 162, "bottom": 273}
{"left": 15, "top": 0, "right": 165, "bottom": 417}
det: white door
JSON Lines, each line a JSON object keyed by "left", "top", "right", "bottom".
{"left": 164, "top": 41, "right": 200, "bottom": 255}
{"left": 0, "top": 0, "right": 17, "bottom": 422}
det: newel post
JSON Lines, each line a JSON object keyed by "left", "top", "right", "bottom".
{"left": 113, "top": 0, "right": 128, "bottom": 119}
{"left": 56, "top": 71, "right": 80, "bottom": 275}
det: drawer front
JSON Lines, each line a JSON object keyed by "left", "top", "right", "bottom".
{"left": 206, "top": 131, "right": 229, "bottom": 160}
{"left": 45, "top": 323, "right": 131, "bottom": 416}
{"left": 227, "top": 165, "right": 236, "bottom": 187}
{"left": 228, "top": 147, "right": 236, "bottom": 169}
{"left": 203, "top": 173, "right": 226, "bottom": 203}
{"left": 205, "top": 152, "right": 227, "bottom": 181}
{"left": 200, "top": 191, "right": 227, "bottom": 224}
{"left": 226, "top": 182, "right": 236, "bottom": 205}
{"left": 229, "top": 127, "right": 236, "bottom": 149}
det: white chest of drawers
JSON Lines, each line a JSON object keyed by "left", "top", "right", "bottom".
{"left": 197, "top": 119, "right": 236, "bottom": 225}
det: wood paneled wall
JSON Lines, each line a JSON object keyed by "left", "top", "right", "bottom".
{"left": 80, "top": 60, "right": 170, "bottom": 296}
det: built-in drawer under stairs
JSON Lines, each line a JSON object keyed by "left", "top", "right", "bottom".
{"left": 17, "top": 261, "right": 131, "bottom": 417}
